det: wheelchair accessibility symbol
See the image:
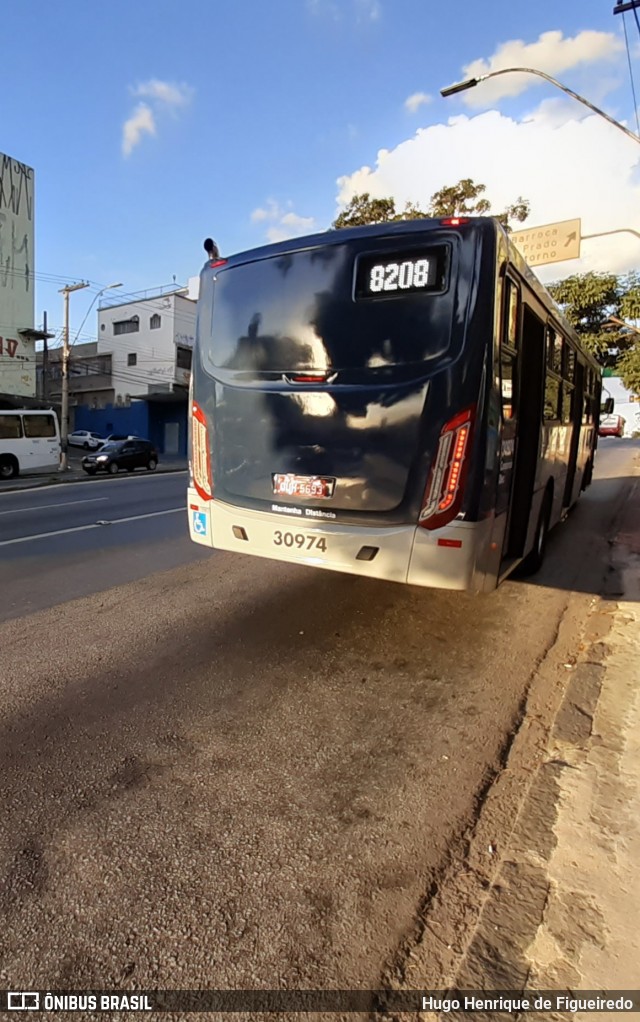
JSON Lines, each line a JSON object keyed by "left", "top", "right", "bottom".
{"left": 192, "top": 511, "right": 208, "bottom": 536}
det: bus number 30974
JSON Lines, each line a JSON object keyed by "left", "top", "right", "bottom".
{"left": 274, "top": 531, "right": 327, "bottom": 552}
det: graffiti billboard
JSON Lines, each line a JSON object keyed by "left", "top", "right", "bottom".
{"left": 0, "top": 152, "right": 35, "bottom": 398}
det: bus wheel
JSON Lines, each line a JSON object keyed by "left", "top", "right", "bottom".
{"left": 0, "top": 456, "right": 19, "bottom": 480}
{"left": 520, "top": 492, "right": 551, "bottom": 576}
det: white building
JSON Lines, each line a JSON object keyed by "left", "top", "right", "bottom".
{"left": 0, "top": 152, "right": 37, "bottom": 400}
{"left": 97, "top": 286, "right": 196, "bottom": 404}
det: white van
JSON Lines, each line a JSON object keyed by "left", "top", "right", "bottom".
{"left": 0, "top": 409, "right": 61, "bottom": 480}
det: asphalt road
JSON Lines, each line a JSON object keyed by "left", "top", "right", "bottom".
{"left": 0, "top": 441, "right": 637, "bottom": 1003}
{"left": 0, "top": 472, "right": 208, "bottom": 623}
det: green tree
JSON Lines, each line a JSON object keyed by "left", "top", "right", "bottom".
{"left": 332, "top": 179, "right": 530, "bottom": 231}
{"left": 548, "top": 270, "right": 640, "bottom": 393}
{"left": 616, "top": 342, "right": 640, "bottom": 396}
{"left": 428, "top": 179, "right": 530, "bottom": 228}
{"left": 332, "top": 192, "right": 427, "bottom": 229}
{"left": 427, "top": 178, "right": 491, "bottom": 217}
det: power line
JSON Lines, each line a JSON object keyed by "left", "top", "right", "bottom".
{"left": 4, "top": 352, "right": 183, "bottom": 389}
{"left": 621, "top": 11, "right": 640, "bottom": 135}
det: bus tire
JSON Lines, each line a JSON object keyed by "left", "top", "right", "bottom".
{"left": 0, "top": 455, "right": 19, "bottom": 480}
{"left": 519, "top": 491, "right": 551, "bottom": 576}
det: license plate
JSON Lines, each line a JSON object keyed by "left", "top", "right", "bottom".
{"left": 274, "top": 530, "right": 327, "bottom": 552}
{"left": 272, "top": 473, "right": 335, "bottom": 498}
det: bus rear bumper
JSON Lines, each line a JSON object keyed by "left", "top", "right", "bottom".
{"left": 187, "top": 490, "right": 492, "bottom": 591}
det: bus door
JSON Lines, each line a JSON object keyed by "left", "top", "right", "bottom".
{"left": 502, "top": 300, "right": 545, "bottom": 562}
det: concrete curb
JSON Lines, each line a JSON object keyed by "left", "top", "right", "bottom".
{"left": 0, "top": 464, "right": 188, "bottom": 494}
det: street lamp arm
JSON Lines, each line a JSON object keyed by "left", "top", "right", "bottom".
{"left": 582, "top": 228, "right": 640, "bottom": 242}
{"left": 73, "top": 282, "right": 123, "bottom": 343}
{"left": 440, "top": 66, "right": 640, "bottom": 145}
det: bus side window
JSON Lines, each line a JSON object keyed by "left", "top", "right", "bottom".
{"left": 23, "top": 414, "right": 57, "bottom": 438}
{"left": 544, "top": 376, "right": 560, "bottom": 420}
{"left": 561, "top": 384, "right": 573, "bottom": 424}
{"left": 505, "top": 279, "right": 519, "bottom": 348}
{"left": 0, "top": 414, "right": 24, "bottom": 439}
{"left": 547, "top": 333, "right": 556, "bottom": 374}
{"left": 544, "top": 327, "right": 561, "bottom": 421}
{"left": 501, "top": 355, "right": 515, "bottom": 419}
{"left": 500, "top": 278, "right": 519, "bottom": 419}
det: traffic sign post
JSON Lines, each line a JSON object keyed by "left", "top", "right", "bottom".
{"left": 510, "top": 218, "right": 581, "bottom": 267}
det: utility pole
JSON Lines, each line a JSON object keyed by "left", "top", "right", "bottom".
{"left": 59, "top": 282, "right": 88, "bottom": 471}
{"left": 42, "top": 311, "right": 49, "bottom": 402}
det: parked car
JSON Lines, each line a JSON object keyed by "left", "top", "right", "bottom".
{"left": 100, "top": 433, "right": 141, "bottom": 444}
{"left": 67, "top": 429, "right": 104, "bottom": 450}
{"left": 82, "top": 439, "right": 159, "bottom": 476}
{"left": 598, "top": 414, "right": 626, "bottom": 438}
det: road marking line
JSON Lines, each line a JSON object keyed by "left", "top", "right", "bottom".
{"left": 0, "top": 470, "right": 188, "bottom": 496}
{"left": 0, "top": 497, "right": 108, "bottom": 516}
{"left": 0, "top": 507, "right": 184, "bottom": 547}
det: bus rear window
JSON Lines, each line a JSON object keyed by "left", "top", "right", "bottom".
{"left": 205, "top": 242, "right": 454, "bottom": 373}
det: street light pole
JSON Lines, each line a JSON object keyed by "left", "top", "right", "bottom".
{"left": 59, "top": 282, "right": 89, "bottom": 471}
{"left": 440, "top": 67, "right": 640, "bottom": 145}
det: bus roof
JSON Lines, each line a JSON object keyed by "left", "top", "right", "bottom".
{"left": 204, "top": 216, "right": 498, "bottom": 271}
{"left": 202, "top": 216, "right": 600, "bottom": 375}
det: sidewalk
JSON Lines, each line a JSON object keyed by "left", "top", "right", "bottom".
{"left": 0, "top": 457, "right": 188, "bottom": 494}
{"left": 382, "top": 457, "right": 640, "bottom": 1018}
{"left": 446, "top": 462, "right": 640, "bottom": 1013}
{"left": 523, "top": 470, "right": 640, "bottom": 1012}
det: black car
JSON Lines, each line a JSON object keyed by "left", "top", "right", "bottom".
{"left": 82, "top": 439, "right": 158, "bottom": 476}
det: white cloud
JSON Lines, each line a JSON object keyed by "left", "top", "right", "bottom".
{"left": 251, "top": 200, "right": 280, "bottom": 222}
{"left": 336, "top": 104, "right": 640, "bottom": 279}
{"left": 281, "top": 211, "right": 316, "bottom": 230}
{"left": 405, "top": 92, "right": 432, "bottom": 113}
{"left": 453, "top": 29, "right": 624, "bottom": 108}
{"left": 355, "top": 0, "right": 381, "bottom": 21}
{"left": 131, "top": 79, "right": 194, "bottom": 107}
{"left": 307, "top": 0, "right": 341, "bottom": 18}
{"left": 122, "top": 103, "right": 156, "bottom": 157}
{"left": 251, "top": 200, "right": 316, "bottom": 242}
{"left": 307, "top": 0, "right": 381, "bottom": 21}
{"left": 122, "top": 79, "right": 194, "bottom": 157}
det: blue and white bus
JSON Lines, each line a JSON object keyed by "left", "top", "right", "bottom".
{"left": 187, "top": 217, "right": 602, "bottom": 591}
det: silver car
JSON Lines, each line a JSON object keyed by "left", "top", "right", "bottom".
{"left": 67, "top": 430, "right": 104, "bottom": 450}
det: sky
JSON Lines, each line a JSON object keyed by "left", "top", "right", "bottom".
{"left": 2, "top": 0, "right": 639, "bottom": 345}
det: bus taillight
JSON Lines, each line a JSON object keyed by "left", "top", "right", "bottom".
{"left": 419, "top": 406, "right": 475, "bottom": 530}
{"left": 191, "top": 401, "right": 213, "bottom": 501}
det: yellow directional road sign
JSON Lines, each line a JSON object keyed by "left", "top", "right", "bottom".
{"left": 510, "top": 218, "right": 581, "bottom": 268}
